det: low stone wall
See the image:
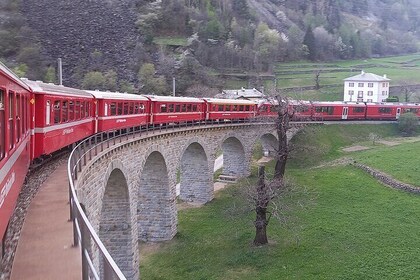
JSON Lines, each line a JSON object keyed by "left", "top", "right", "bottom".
{"left": 351, "top": 161, "right": 420, "bottom": 194}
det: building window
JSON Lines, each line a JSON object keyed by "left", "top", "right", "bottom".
{"left": 382, "top": 91, "right": 387, "bottom": 96}
{"left": 358, "top": 91, "right": 363, "bottom": 98}
{"left": 348, "top": 90, "right": 354, "bottom": 95}
{"left": 349, "top": 82, "right": 354, "bottom": 87}
{"left": 367, "top": 99, "right": 373, "bottom": 102}
{"left": 368, "top": 83, "right": 373, "bottom": 87}
{"left": 358, "top": 83, "right": 364, "bottom": 87}
{"left": 367, "top": 91, "right": 373, "bottom": 96}
{"left": 357, "top": 98, "right": 363, "bottom": 102}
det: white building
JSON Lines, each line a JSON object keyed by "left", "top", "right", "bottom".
{"left": 343, "top": 71, "right": 390, "bottom": 102}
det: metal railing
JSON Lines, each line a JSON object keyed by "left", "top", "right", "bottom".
{"left": 67, "top": 119, "right": 274, "bottom": 279}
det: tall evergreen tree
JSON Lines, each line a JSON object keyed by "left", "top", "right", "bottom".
{"left": 303, "top": 26, "right": 316, "bottom": 61}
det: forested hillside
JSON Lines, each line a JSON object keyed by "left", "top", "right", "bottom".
{"left": 0, "top": 0, "right": 418, "bottom": 95}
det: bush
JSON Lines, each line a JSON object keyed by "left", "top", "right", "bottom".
{"left": 398, "top": 112, "right": 418, "bottom": 136}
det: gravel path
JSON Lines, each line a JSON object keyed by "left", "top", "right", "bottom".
{"left": 0, "top": 155, "right": 68, "bottom": 280}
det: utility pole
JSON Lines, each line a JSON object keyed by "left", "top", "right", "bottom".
{"left": 172, "top": 77, "right": 176, "bottom": 96}
{"left": 57, "top": 58, "right": 63, "bottom": 85}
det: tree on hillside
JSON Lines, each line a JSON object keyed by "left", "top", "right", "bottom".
{"left": 138, "top": 63, "right": 168, "bottom": 95}
{"left": 303, "top": 26, "right": 316, "bottom": 61}
{"left": 398, "top": 112, "right": 418, "bottom": 136}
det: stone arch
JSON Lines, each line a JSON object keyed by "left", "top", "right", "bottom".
{"left": 138, "top": 151, "right": 175, "bottom": 241}
{"left": 221, "top": 136, "right": 247, "bottom": 177}
{"left": 99, "top": 167, "right": 135, "bottom": 278}
{"left": 179, "top": 142, "right": 212, "bottom": 204}
{"left": 260, "top": 133, "right": 278, "bottom": 157}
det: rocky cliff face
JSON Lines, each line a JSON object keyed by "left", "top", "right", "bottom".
{"left": 20, "top": 0, "right": 140, "bottom": 85}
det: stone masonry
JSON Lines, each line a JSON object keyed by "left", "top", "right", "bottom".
{"left": 74, "top": 122, "right": 299, "bottom": 279}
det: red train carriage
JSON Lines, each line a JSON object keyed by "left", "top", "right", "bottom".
{"left": 365, "top": 103, "right": 402, "bottom": 120}
{"left": 311, "top": 101, "right": 367, "bottom": 121}
{"left": 24, "top": 80, "right": 95, "bottom": 158}
{"left": 146, "top": 95, "right": 205, "bottom": 125}
{"left": 203, "top": 98, "right": 257, "bottom": 121}
{"left": 88, "top": 90, "right": 150, "bottom": 132}
{"left": 0, "top": 63, "right": 32, "bottom": 251}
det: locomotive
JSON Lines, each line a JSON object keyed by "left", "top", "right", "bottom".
{"left": 1, "top": 61, "right": 419, "bottom": 254}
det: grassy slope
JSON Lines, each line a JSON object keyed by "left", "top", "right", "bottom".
{"left": 140, "top": 124, "right": 420, "bottom": 279}
{"left": 224, "top": 53, "right": 420, "bottom": 101}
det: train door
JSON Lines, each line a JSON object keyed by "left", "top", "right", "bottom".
{"left": 396, "top": 107, "right": 401, "bottom": 119}
{"left": 342, "top": 107, "right": 348, "bottom": 120}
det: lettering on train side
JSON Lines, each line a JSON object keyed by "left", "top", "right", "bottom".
{"left": 0, "top": 172, "right": 16, "bottom": 208}
{"left": 63, "top": 128, "right": 74, "bottom": 135}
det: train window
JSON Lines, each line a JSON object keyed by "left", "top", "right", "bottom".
{"left": 245, "top": 105, "right": 250, "bottom": 111}
{"left": 353, "top": 107, "right": 365, "bottom": 113}
{"left": 62, "top": 101, "right": 68, "bottom": 122}
{"left": 187, "top": 104, "right": 192, "bottom": 112}
{"left": 16, "top": 94, "right": 21, "bottom": 142}
{"left": 233, "top": 105, "right": 238, "bottom": 111}
{"left": 8, "top": 91, "right": 14, "bottom": 150}
{"left": 379, "top": 107, "right": 391, "bottom": 114}
{"left": 192, "top": 104, "right": 197, "bottom": 111}
{"left": 405, "top": 108, "right": 418, "bottom": 113}
{"left": 315, "top": 106, "right": 334, "bottom": 115}
{"left": 139, "top": 103, "right": 145, "bottom": 113}
{"left": 175, "top": 104, "right": 180, "bottom": 112}
{"left": 160, "top": 104, "right": 167, "bottom": 113}
{"left": 80, "top": 102, "right": 85, "bottom": 118}
{"left": 54, "top": 100, "right": 60, "bottom": 123}
{"left": 0, "top": 89, "right": 4, "bottom": 160}
{"left": 239, "top": 105, "right": 244, "bottom": 111}
{"left": 117, "top": 102, "right": 123, "bottom": 115}
{"left": 259, "top": 105, "right": 267, "bottom": 112}
{"left": 75, "top": 101, "right": 80, "bottom": 119}
{"left": 129, "top": 103, "right": 134, "bottom": 114}
{"left": 124, "top": 102, "right": 129, "bottom": 115}
{"left": 295, "top": 105, "right": 309, "bottom": 112}
{"left": 85, "top": 101, "right": 90, "bottom": 117}
{"left": 181, "top": 104, "right": 186, "bottom": 112}
{"left": 110, "top": 102, "right": 117, "bottom": 115}
{"left": 69, "top": 101, "right": 74, "bottom": 121}
{"left": 217, "top": 104, "right": 223, "bottom": 111}
{"left": 168, "top": 104, "right": 174, "bottom": 112}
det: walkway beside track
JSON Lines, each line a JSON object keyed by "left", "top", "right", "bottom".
{"left": 10, "top": 162, "right": 81, "bottom": 279}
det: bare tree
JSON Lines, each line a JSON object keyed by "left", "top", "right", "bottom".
{"left": 251, "top": 93, "right": 296, "bottom": 245}
{"left": 314, "top": 70, "right": 321, "bottom": 90}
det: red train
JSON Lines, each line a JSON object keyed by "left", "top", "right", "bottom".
{"left": 259, "top": 100, "right": 420, "bottom": 121}
{"left": 1, "top": 61, "right": 420, "bottom": 255}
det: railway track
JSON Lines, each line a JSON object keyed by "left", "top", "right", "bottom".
{"left": 0, "top": 152, "right": 69, "bottom": 280}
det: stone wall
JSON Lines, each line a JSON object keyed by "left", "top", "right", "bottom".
{"left": 352, "top": 162, "right": 420, "bottom": 194}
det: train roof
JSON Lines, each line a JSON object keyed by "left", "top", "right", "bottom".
{"left": 0, "top": 61, "right": 31, "bottom": 91}
{"left": 202, "top": 98, "right": 257, "bottom": 105}
{"left": 145, "top": 95, "right": 203, "bottom": 103}
{"left": 312, "top": 101, "right": 366, "bottom": 106}
{"left": 365, "top": 102, "right": 420, "bottom": 106}
{"left": 87, "top": 90, "right": 149, "bottom": 101}
{"left": 23, "top": 79, "right": 93, "bottom": 98}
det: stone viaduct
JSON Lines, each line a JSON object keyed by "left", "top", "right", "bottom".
{"left": 73, "top": 122, "right": 299, "bottom": 279}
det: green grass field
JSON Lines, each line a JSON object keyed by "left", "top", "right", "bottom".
{"left": 140, "top": 124, "right": 420, "bottom": 279}
{"left": 224, "top": 53, "right": 420, "bottom": 101}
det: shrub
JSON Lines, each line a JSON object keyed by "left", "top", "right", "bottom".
{"left": 398, "top": 112, "right": 418, "bottom": 136}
